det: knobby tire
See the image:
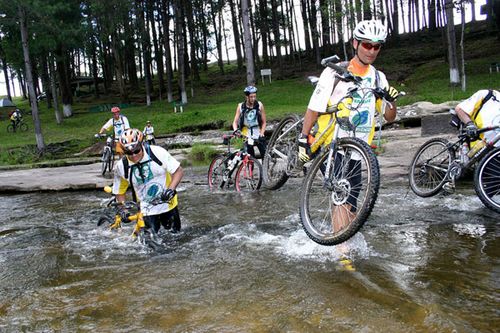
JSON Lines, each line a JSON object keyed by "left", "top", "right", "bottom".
{"left": 300, "top": 137, "right": 380, "bottom": 246}
{"left": 101, "top": 149, "right": 110, "bottom": 176}
{"left": 408, "top": 138, "right": 454, "bottom": 197}
{"left": 235, "top": 156, "right": 263, "bottom": 192}
{"left": 262, "top": 114, "right": 301, "bottom": 190}
{"left": 208, "top": 155, "right": 230, "bottom": 190}
{"left": 474, "top": 148, "right": 500, "bottom": 213}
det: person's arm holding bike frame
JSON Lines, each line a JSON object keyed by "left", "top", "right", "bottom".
{"left": 455, "top": 105, "right": 479, "bottom": 139}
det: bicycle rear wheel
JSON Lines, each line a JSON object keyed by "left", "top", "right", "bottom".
{"left": 19, "top": 123, "right": 28, "bottom": 132}
{"left": 208, "top": 155, "right": 231, "bottom": 190}
{"left": 262, "top": 114, "right": 301, "bottom": 190}
{"left": 474, "top": 148, "right": 500, "bottom": 213}
{"left": 408, "top": 138, "right": 454, "bottom": 197}
{"left": 7, "top": 124, "right": 15, "bottom": 133}
{"left": 97, "top": 216, "right": 113, "bottom": 227}
{"left": 300, "top": 137, "right": 380, "bottom": 246}
{"left": 101, "top": 149, "right": 110, "bottom": 176}
{"left": 235, "top": 156, "right": 263, "bottom": 192}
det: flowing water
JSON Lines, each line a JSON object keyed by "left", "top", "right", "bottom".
{"left": 0, "top": 172, "right": 498, "bottom": 332}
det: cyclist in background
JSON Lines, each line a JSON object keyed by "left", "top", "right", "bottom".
{"left": 98, "top": 106, "right": 130, "bottom": 156}
{"left": 112, "top": 128, "right": 184, "bottom": 235}
{"left": 297, "top": 20, "right": 400, "bottom": 232}
{"left": 143, "top": 120, "right": 156, "bottom": 145}
{"left": 454, "top": 89, "right": 500, "bottom": 148}
{"left": 232, "top": 85, "right": 267, "bottom": 159}
{"left": 9, "top": 108, "right": 22, "bottom": 128}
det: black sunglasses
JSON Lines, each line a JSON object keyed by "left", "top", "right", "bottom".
{"left": 125, "top": 147, "right": 142, "bottom": 156}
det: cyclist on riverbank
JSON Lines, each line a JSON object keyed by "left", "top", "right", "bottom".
{"left": 143, "top": 120, "right": 156, "bottom": 145}
{"left": 112, "top": 128, "right": 184, "bottom": 234}
{"left": 232, "top": 85, "right": 267, "bottom": 158}
{"left": 297, "top": 20, "right": 400, "bottom": 231}
{"left": 454, "top": 89, "right": 500, "bottom": 148}
{"left": 98, "top": 106, "right": 130, "bottom": 156}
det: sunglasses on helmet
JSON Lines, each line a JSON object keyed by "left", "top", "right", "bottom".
{"left": 361, "top": 42, "right": 382, "bottom": 51}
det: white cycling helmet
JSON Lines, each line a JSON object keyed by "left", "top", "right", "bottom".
{"left": 353, "top": 20, "right": 387, "bottom": 43}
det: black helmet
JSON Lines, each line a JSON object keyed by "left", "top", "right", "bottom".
{"left": 244, "top": 85, "right": 257, "bottom": 95}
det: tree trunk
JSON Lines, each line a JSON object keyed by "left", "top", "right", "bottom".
{"left": 54, "top": 45, "right": 73, "bottom": 117}
{"left": 174, "top": 0, "right": 187, "bottom": 103}
{"left": 19, "top": 5, "right": 45, "bottom": 151}
{"left": 137, "top": 0, "right": 152, "bottom": 106}
{"left": 258, "top": 0, "right": 270, "bottom": 68}
{"left": 185, "top": 0, "right": 200, "bottom": 81}
{"left": 459, "top": 2, "right": 466, "bottom": 91}
{"left": 319, "top": 0, "right": 330, "bottom": 53}
{"left": 229, "top": 0, "right": 244, "bottom": 70}
{"left": 308, "top": 0, "right": 321, "bottom": 65}
{"left": 40, "top": 54, "right": 52, "bottom": 109}
{"left": 270, "top": 0, "right": 283, "bottom": 69}
{"left": 48, "top": 55, "right": 63, "bottom": 125}
{"left": 242, "top": 0, "right": 255, "bottom": 85}
{"left": 0, "top": 53, "right": 12, "bottom": 101}
{"left": 445, "top": 0, "right": 460, "bottom": 86}
{"left": 300, "top": 0, "right": 312, "bottom": 52}
{"left": 161, "top": 0, "right": 174, "bottom": 102}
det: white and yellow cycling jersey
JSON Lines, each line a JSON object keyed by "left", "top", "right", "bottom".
{"left": 457, "top": 89, "right": 500, "bottom": 147}
{"left": 307, "top": 60, "right": 389, "bottom": 145}
{"left": 112, "top": 145, "right": 181, "bottom": 216}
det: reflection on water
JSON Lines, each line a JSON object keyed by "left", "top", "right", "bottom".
{"left": 0, "top": 178, "right": 498, "bottom": 332}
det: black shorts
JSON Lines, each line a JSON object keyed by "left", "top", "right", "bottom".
{"left": 143, "top": 207, "right": 181, "bottom": 234}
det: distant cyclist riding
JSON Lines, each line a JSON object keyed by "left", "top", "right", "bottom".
{"left": 232, "top": 85, "right": 267, "bottom": 159}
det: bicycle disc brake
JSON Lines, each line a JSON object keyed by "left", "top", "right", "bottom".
{"left": 330, "top": 179, "right": 351, "bottom": 205}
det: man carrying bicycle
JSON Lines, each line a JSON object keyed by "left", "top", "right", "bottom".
{"left": 98, "top": 106, "right": 130, "bottom": 156}
{"left": 232, "top": 85, "right": 267, "bottom": 158}
{"left": 454, "top": 89, "right": 500, "bottom": 149}
{"left": 297, "top": 20, "right": 399, "bottom": 230}
{"left": 112, "top": 128, "right": 184, "bottom": 235}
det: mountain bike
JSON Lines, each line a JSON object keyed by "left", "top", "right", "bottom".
{"left": 7, "top": 118, "right": 28, "bottom": 133}
{"left": 408, "top": 114, "right": 500, "bottom": 213}
{"left": 97, "top": 186, "right": 164, "bottom": 249}
{"left": 95, "top": 133, "right": 115, "bottom": 175}
{"left": 208, "top": 133, "right": 263, "bottom": 192}
{"left": 296, "top": 55, "right": 404, "bottom": 246}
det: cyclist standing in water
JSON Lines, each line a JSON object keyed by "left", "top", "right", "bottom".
{"left": 232, "top": 85, "right": 267, "bottom": 158}
{"left": 297, "top": 20, "right": 400, "bottom": 231}
{"left": 98, "top": 106, "right": 130, "bottom": 157}
{"left": 112, "top": 128, "right": 184, "bottom": 235}
{"left": 454, "top": 89, "right": 500, "bottom": 148}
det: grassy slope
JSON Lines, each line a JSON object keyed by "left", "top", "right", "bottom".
{"left": 0, "top": 22, "right": 499, "bottom": 165}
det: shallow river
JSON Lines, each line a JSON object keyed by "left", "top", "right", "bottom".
{"left": 0, "top": 175, "right": 498, "bottom": 332}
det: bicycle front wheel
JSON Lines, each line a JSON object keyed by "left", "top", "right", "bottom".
{"left": 236, "top": 156, "right": 263, "bottom": 192}
{"left": 262, "top": 114, "right": 301, "bottom": 190}
{"left": 208, "top": 155, "right": 230, "bottom": 190}
{"left": 300, "top": 137, "right": 380, "bottom": 246}
{"left": 408, "top": 138, "right": 454, "bottom": 197}
{"left": 474, "top": 148, "right": 500, "bottom": 213}
{"left": 101, "top": 149, "right": 110, "bottom": 176}
{"left": 108, "top": 150, "right": 115, "bottom": 173}
{"left": 19, "top": 123, "right": 28, "bottom": 132}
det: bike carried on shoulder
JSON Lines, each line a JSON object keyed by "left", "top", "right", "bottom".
{"left": 208, "top": 132, "right": 263, "bottom": 192}
{"left": 95, "top": 133, "right": 115, "bottom": 176}
{"left": 408, "top": 112, "right": 500, "bottom": 213}
{"left": 264, "top": 55, "right": 403, "bottom": 245}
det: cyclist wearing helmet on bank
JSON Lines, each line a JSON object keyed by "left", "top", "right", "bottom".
{"left": 232, "top": 85, "right": 267, "bottom": 158}
{"left": 112, "top": 128, "right": 184, "bottom": 235}
{"left": 297, "top": 20, "right": 399, "bottom": 231}
{"left": 98, "top": 106, "right": 130, "bottom": 156}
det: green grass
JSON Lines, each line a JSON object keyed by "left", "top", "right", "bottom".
{"left": 1, "top": 26, "right": 499, "bottom": 166}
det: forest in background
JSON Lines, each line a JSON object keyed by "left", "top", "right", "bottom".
{"left": 0, "top": 0, "right": 499, "bottom": 152}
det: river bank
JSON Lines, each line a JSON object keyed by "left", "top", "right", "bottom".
{"left": 0, "top": 125, "right": 456, "bottom": 193}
